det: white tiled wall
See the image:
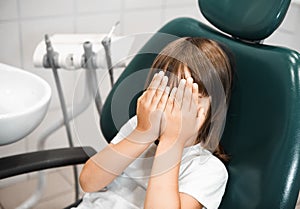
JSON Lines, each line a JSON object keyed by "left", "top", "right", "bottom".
{"left": 19, "top": 0, "right": 74, "bottom": 18}
{"left": 265, "top": 1, "right": 300, "bottom": 51}
{"left": 75, "top": 0, "right": 123, "bottom": 14}
{"left": 0, "top": 0, "right": 18, "bottom": 21}
{"left": 0, "top": 22, "right": 22, "bottom": 67}
{"left": 0, "top": 0, "right": 299, "bottom": 187}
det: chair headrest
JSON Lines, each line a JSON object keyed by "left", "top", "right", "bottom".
{"left": 198, "top": 0, "right": 291, "bottom": 42}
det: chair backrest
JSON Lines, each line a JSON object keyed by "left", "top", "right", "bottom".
{"left": 100, "top": 0, "right": 300, "bottom": 208}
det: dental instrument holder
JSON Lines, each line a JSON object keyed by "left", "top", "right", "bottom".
{"left": 44, "top": 34, "right": 80, "bottom": 202}
{"left": 83, "top": 41, "right": 102, "bottom": 116}
{"left": 102, "top": 36, "right": 114, "bottom": 87}
{"left": 102, "top": 21, "right": 120, "bottom": 87}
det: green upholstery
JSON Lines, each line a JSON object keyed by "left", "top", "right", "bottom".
{"left": 100, "top": 5, "right": 300, "bottom": 209}
{"left": 199, "top": 0, "right": 291, "bottom": 41}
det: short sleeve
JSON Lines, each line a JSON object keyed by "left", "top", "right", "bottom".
{"left": 110, "top": 116, "right": 137, "bottom": 144}
{"left": 179, "top": 155, "right": 228, "bottom": 209}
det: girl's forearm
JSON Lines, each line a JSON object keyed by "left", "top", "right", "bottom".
{"left": 144, "top": 139, "right": 184, "bottom": 209}
{"left": 80, "top": 130, "right": 152, "bottom": 193}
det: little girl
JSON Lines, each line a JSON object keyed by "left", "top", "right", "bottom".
{"left": 77, "top": 37, "right": 233, "bottom": 209}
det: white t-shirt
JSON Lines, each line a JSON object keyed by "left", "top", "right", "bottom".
{"left": 75, "top": 116, "right": 228, "bottom": 209}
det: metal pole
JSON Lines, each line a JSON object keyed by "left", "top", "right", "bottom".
{"left": 44, "top": 34, "right": 79, "bottom": 202}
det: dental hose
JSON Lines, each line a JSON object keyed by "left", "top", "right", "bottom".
{"left": 83, "top": 41, "right": 102, "bottom": 116}
{"left": 44, "top": 34, "right": 79, "bottom": 202}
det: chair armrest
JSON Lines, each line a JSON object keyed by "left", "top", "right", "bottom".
{"left": 0, "top": 146, "right": 97, "bottom": 179}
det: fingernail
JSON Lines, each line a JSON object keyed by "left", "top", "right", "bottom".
{"left": 163, "top": 76, "right": 168, "bottom": 82}
{"left": 187, "top": 77, "right": 193, "bottom": 83}
{"left": 180, "top": 79, "right": 186, "bottom": 84}
{"left": 158, "top": 71, "right": 164, "bottom": 76}
{"left": 193, "top": 83, "right": 198, "bottom": 89}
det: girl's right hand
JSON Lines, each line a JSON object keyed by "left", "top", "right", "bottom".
{"left": 134, "top": 71, "right": 169, "bottom": 144}
{"left": 160, "top": 77, "right": 206, "bottom": 147}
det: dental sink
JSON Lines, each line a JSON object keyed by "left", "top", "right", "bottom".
{"left": 0, "top": 63, "right": 51, "bottom": 145}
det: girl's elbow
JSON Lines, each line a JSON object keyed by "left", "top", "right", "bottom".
{"left": 79, "top": 164, "right": 97, "bottom": 193}
{"left": 79, "top": 168, "right": 91, "bottom": 192}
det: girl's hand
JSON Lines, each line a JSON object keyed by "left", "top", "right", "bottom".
{"left": 160, "top": 77, "right": 207, "bottom": 147}
{"left": 134, "top": 71, "right": 170, "bottom": 143}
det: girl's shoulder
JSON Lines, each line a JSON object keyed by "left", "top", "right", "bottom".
{"left": 180, "top": 144, "right": 228, "bottom": 181}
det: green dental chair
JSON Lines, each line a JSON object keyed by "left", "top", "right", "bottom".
{"left": 1, "top": 0, "right": 300, "bottom": 208}
{"left": 101, "top": 0, "right": 300, "bottom": 208}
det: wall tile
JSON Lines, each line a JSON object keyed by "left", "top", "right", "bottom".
{"left": 163, "top": 6, "right": 233, "bottom": 36}
{"left": 0, "top": 22, "right": 22, "bottom": 67}
{"left": 266, "top": 30, "right": 298, "bottom": 52}
{"left": 19, "top": 0, "right": 74, "bottom": 18}
{"left": 163, "top": 5, "right": 202, "bottom": 24}
{"left": 73, "top": 105, "right": 107, "bottom": 151}
{"left": 0, "top": 0, "right": 18, "bottom": 21}
{"left": 165, "top": 0, "right": 197, "bottom": 7}
{"left": 125, "top": 0, "right": 163, "bottom": 9}
{"left": 76, "top": 0, "right": 122, "bottom": 13}
{"left": 76, "top": 13, "right": 121, "bottom": 34}
{"left": 25, "top": 109, "right": 70, "bottom": 152}
{"left": 0, "top": 136, "right": 26, "bottom": 157}
{"left": 123, "top": 9, "right": 162, "bottom": 35}
{"left": 279, "top": 3, "right": 298, "bottom": 33}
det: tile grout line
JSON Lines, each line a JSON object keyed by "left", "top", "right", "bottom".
{"left": 16, "top": 0, "right": 24, "bottom": 69}
{"left": 120, "top": 0, "right": 125, "bottom": 35}
{"left": 16, "top": 1, "right": 30, "bottom": 184}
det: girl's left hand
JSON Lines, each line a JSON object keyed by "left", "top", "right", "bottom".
{"left": 160, "top": 77, "right": 207, "bottom": 147}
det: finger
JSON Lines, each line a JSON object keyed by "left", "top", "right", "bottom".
{"left": 157, "top": 86, "right": 170, "bottom": 110}
{"left": 174, "top": 79, "right": 186, "bottom": 109}
{"left": 190, "top": 83, "right": 199, "bottom": 112}
{"left": 145, "top": 71, "right": 164, "bottom": 101}
{"left": 151, "top": 76, "right": 168, "bottom": 108}
{"left": 182, "top": 77, "right": 193, "bottom": 111}
{"left": 166, "top": 87, "right": 177, "bottom": 113}
{"left": 192, "top": 83, "right": 199, "bottom": 104}
{"left": 147, "top": 71, "right": 164, "bottom": 90}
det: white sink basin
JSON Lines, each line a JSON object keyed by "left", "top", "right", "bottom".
{"left": 0, "top": 63, "right": 51, "bottom": 145}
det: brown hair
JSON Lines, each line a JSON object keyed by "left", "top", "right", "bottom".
{"left": 146, "top": 37, "right": 233, "bottom": 163}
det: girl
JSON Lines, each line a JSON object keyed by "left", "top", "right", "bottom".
{"left": 77, "top": 37, "right": 233, "bottom": 209}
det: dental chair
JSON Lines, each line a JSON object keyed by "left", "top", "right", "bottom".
{"left": 1, "top": 0, "right": 300, "bottom": 208}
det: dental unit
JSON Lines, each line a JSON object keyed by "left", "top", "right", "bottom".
{"left": 15, "top": 22, "right": 134, "bottom": 209}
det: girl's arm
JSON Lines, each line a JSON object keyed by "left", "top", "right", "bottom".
{"left": 80, "top": 71, "right": 170, "bottom": 193}
{"left": 144, "top": 77, "right": 206, "bottom": 209}
{"left": 80, "top": 130, "right": 151, "bottom": 193}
